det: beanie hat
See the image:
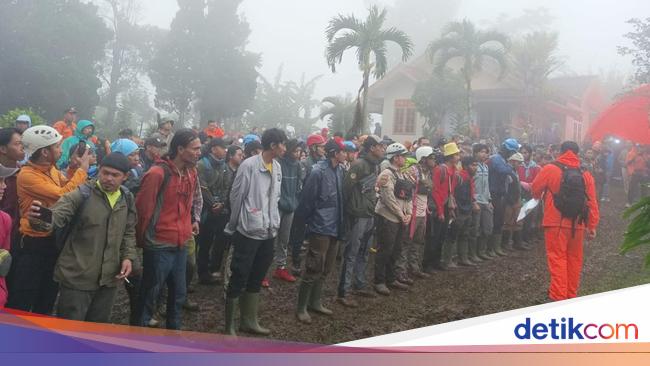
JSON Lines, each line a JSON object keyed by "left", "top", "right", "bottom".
{"left": 100, "top": 152, "right": 131, "bottom": 173}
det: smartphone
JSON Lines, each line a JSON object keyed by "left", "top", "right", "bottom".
{"left": 38, "top": 205, "right": 53, "bottom": 224}
{"left": 76, "top": 141, "right": 86, "bottom": 156}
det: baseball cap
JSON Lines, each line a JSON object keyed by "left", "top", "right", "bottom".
{"left": 325, "top": 139, "right": 344, "bottom": 154}
{"left": 64, "top": 107, "right": 77, "bottom": 114}
{"left": 145, "top": 137, "right": 167, "bottom": 148}
{"left": 363, "top": 135, "right": 382, "bottom": 149}
{"left": 15, "top": 115, "right": 31, "bottom": 123}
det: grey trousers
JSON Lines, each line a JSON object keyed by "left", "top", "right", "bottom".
{"left": 57, "top": 285, "right": 118, "bottom": 323}
{"left": 337, "top": 216, "right": 374, "bottom": 297}
{"left": 274, "top": 211, "right": 295, "bottom": 268}
{"left": 396, "top": 216, "right": 426, "bottom": 277}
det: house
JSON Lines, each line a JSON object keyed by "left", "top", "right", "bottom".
{"left": 368, "top": 55, "right": 607, "bottom": 145}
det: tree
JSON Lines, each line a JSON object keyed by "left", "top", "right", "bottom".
{"left": 248, "top": 66, "right": 299, "bottom": 131}
{"left": 96, "top": 0, "right": 163, "bottom": 128}
{"left": 618, "top": 18, "right": 650, "bottom": 84}
{"left": 412, "top": 70, "right": 465, "bottom": 138}
{"left": 0, "top": 108, "right": 46, "bottom": 128}
{"left": 319, "top": 95, "right": 356, "bottom": 133}
{"left": 326, "top": 5, "right": 413, "bottom": 135}
{"left": 428, "top": 20, "right": 510, "bottom": 133}
{"left": 0, "top": 0, "right": 111, "bottom": 120}
{"left": 510, "top": 32, "right": 563, "bottom": 129}
{"left": 150, "top": 0, "right": 259, "bottom": 127}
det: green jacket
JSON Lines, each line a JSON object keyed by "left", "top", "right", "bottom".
{"left": 344, "top": 153, "right": 381, "bottom": 218}
{"left": 53, "top": 182, "right": 138, "bottom": 291}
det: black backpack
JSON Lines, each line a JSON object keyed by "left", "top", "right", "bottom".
{"left": 551, "top": 162, "right": 589, "bottom": 236}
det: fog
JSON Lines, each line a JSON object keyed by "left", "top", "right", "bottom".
{"left": 139, "top": 0, "right": 648, "bottom": 100}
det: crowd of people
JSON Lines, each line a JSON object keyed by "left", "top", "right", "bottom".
{"left": 0, "top": 106, "right": 648, "bottom": 337}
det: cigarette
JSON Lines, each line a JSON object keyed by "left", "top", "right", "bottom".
{"left": 124, "top": 277, "right": 131, "bottom": 285}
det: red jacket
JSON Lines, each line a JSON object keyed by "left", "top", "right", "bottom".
{"left": 431, "top": 163, "right": 457, "bottom": 219}
{"left": 517, "top": 161, "right": 541, "bottom": 184}
{"left": 532, "top": 151, "right": 599, "bottom": 231}
{"left": 135, "top": 158, "right": 198, "bottom": 248}
{"left": 0, "top": 211, "right": 12, "bottom": 308}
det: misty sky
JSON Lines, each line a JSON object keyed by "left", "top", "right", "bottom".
{"left": 138, "top": 0, "right": 648, "bottom": 100}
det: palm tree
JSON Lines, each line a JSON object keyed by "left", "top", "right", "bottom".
{"left": 326, "top": 5, "right": 413, "bottom": 135}
{"left": 510, "top": 31, "right": 563, "bottom": 140}
{"left": 289, "top": 73, "right": 323, "bottom": 120}
{"left": 319, "top": 95, "right": 356, "bottom": 133}
{"left": 427, "top": 19, "right": 510, "bottom": 132}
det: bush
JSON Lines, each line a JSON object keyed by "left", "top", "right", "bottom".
{"left": 0, "top": 108, "right": 46, "bottom": 128}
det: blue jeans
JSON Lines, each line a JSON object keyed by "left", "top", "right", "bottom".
{"left": 337, "top": 217, "right": 373, "bottom": 297}
{"left": 138, "top": 246, "right": 187, "bottom": 330}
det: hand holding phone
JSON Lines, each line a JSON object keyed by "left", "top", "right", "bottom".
{"left": 37, "top": 205, "right": 53, "bottom": 224}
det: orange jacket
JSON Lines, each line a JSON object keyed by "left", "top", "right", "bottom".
{"left": 203, "top": 126, "right": 224, "bottom": 139}
{"left": 53, "top": 121, "right": 76, "bottom": 139}
{"left": 626, "top": 148, "right": 648, "bottom": 176}
{"left": 17, "top": 162, "right": 88, "bottom": 237}
{"left": 532, "top": 151, "right": 599, "bottom": 231}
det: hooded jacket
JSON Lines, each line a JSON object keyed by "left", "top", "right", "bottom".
{"left": 532, "top": 150, "right": 600, "bottom": 231}
{"left": 135, "top": 158, "right": 198, "bottom": 248}
{"left": 297, "top": 160, "right": 345, "bottom": 239}
{"left": 52, "top": 182, "right": 137, "bottom": 291}
{"left": 57, "top": 119, "right": 96, "bottom": 169}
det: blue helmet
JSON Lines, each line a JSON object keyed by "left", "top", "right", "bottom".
{"left": 243, "top": 134, "right": 261, "bottom": 147}
{"left": 502, "top": 138, "right": 521, "bottom": 152}
{"left": 111, "top": 138, "right": 140, "bottom": 156}
{"left": 343, "top": 141, "right": 357, "bottom": 152}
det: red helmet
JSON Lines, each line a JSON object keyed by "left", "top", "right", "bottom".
{"left": 306, "top": 134, "right": 326, "bottom": 147}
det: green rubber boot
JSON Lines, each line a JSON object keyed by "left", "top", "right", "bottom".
{"left": 296, "top": 281, "right": 313, "bottom": 324}
{"left": 239, "top": 292, "right": 270, "bottom": 335}
{"left": 224, "top": 297, "right": 238, "bottom": 336}
{"left": 308, "top": 279, "right": 333, "bottom": 315}
{"left": 493, "top": 233, "right": 508, "bottom": 256}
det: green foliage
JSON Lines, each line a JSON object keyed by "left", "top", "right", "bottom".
{"left": 618, "top": 17, "right": 650, "bottom": 85}
{"left": 326, "top": 5, "right": 413, "bottom": 134}
{"left": 0, "top": 108, "right": 46, "bottom": 128}
{"left": 150, "top": 0, "right": 259, "bottom": 126}
{"left": 412, "top": 70, "right": 465, "bottom": 138}
{"left": 320, "top": 95, "right": 356, "bottom": 133}
{"left": 428, "top": 20, "right": 510, "bottom": 125}
{"left": 0, "top": 0, "right": 111, "bottom": 120}
{"left": 621, "top": 195, "right": 650, "bottom": 267}
{"left": 247, "top": 67, "right": 321, "bottom": 136}
{"left": 511, "top": 32, "right": 563, "bottom": 96}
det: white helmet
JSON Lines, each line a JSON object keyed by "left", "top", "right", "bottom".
{"left": 22, "top": 125, "right": 62, "bottom": 154}
{"left": 386, "top": 142, "right": 408, "bottom": 159}
{"left": 415, "top": 146, "right": 434, "bottom": 162}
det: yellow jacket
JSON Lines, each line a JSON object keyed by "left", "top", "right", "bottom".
{"left": 18, "top": 162, "right": 87, "bottom": 237}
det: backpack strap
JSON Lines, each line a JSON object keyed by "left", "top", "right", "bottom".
{"left": 55, "top": 184, "right": 92, "bottom": 251}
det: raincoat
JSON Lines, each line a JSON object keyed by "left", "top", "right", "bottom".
{"left": 57, "top": 120, "right": 96, "bottom": 169}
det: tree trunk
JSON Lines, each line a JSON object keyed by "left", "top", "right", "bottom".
{"left": 361, "top": 67, "right": 370, "bottom": 135}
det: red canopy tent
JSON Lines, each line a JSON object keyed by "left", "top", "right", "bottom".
{"left": 587, "top": 84, "right": 650, "bottom": 144}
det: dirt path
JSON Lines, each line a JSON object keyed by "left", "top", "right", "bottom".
{"left": 110, "top": 184, "right": 650, "bottom": 344}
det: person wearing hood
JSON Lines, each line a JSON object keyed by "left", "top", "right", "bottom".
{"left": 57, "top": 119, "right": 96, "bottom": 170}
{"left": 111, "top": 139, "right": 143, "bottom": 194}
{"left": 532, "top": 141, "right": 599, "bottom": 301}
{"left": 15, "top": 115, "right": 32, "bottom": 134}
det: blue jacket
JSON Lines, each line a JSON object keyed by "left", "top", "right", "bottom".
{"left": 297, "top": 160, "right": 345, "bottom": 239}
{"left": 487, "top": 153, "right": 516, "bottom": 198}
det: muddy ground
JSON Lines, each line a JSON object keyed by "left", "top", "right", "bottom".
{"left": 110, "top": 183, "right": 650, "bottom": 344}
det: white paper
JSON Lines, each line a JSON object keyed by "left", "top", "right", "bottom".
{"left": 517, "top": 199, "right": 540, "bottom": 222}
